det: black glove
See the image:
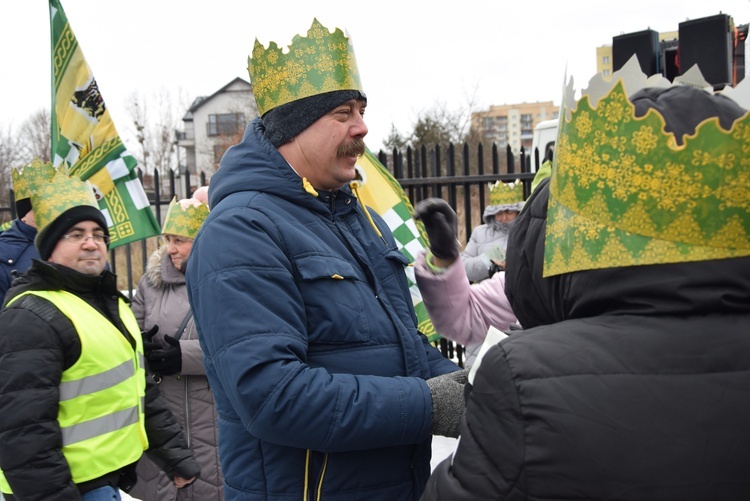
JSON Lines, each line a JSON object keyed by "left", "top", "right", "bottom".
{"left": 414, "top": 198, "right": 459, "bottom": 260}
{"left": 489, "top": 260, "right": 505, "bottom": 276}
{"left": 142, "top": 325, "right": 161, "bottom": 357}
{"left": 145, "top": 334, "right": 182, "bottom": 377}
{"left": 425, "top": 369, "right": 469, "bottom": 438}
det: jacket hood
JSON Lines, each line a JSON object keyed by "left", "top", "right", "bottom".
{"left": 209, "top": 117, "right": 330, "bottom": 215}
{"left": 144, "top": 246, "right": 185, "bottom": 290}
{"left": 505, "top": 178, "right": 750, "bottom": 328}
{"left": 482, "top": 202, "right": 524, "bottom": 224}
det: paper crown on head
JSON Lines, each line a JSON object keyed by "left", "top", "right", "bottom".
{"left": 161, "top": 197, "right": 209, "bottom": 239}
{"left": 543, "top": 56, "right": 750, "bottom": 277}
{"left": 31, "top": 168, "right": 100, "bottom": 235}
{"left": 248, "top": 18, "right": 364, "bottom": 116}
{"left": 12, "top": 158, "right": 56, "bottom": 201}
{"left": 489, "top": 179, "right": 524, "bottom": 206}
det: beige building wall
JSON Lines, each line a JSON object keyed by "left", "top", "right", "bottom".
{"left": 471, "top": 101, "right": 559, "bottom": 153}
{"left": 597, "top": 45, "right": 614, "bottom": 79}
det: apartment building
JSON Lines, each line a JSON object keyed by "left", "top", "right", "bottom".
{"left": 471, "top": 101, "right": 559, "bottom": 154}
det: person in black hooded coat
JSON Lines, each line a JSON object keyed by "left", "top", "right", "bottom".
{"left": 421, "top": 84, "right": 750, "bottom": 500}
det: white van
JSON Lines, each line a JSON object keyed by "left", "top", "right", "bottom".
{"left": 530, "top": 119, "right": 559, "bottom": 172}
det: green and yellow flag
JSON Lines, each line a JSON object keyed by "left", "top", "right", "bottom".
{"left": 353, "top": 148, "right": 440, "bottom": 341}
{"left": 49, "top": 0, "right": 159, "bottom": 247}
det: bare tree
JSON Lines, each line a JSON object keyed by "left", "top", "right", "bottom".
{"left": 17, "top": 108, "right": 51, "bottom": 165}
{"left": 126, "top": 88, "right": 189, "bottom": 181}
{"left": 385, "top": 84, "right": 481, "bottom": 150}
{"left": 0, "top": 123, "right": 21, "bottom": 206}
{"left": 382, "top": 124, "right": 408, "bottom": 152}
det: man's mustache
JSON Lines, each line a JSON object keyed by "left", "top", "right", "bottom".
{"left": 338, "top": 138, "right": 366, "bottom": 158}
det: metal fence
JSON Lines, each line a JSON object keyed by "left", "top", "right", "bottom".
{"left": 1, "top": 143, "right": 540, "bottom": 365}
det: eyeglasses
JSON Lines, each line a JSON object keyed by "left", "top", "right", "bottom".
{"left": 61, "top": 232, "right": 110, "bottom": 245}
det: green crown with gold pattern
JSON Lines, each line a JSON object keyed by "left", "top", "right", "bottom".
{"left": 489, "top": 179, "right": 524, "bottom": 206}
{"left": 544, "top": 59, "right": 750, "bottom": 277}
{"left": 31, "top": 169, "right": 100, "bottom": 235}
{"left": 248, "top": 18, "right": 364, "bottom": 116}
{"left": 162, "top": 197, "right": 209, "bottom": 239}
{"left": 12, "top": 158, "right": 56, "bottom": 201}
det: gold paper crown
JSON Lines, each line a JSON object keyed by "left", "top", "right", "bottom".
{"left": 543, "top": 57, "right": 750, "bottom": 277}
{"left": 161, "top": 197, "right": 209, "bottom": 239}
{"left": 11, "top": 158, "right": 56, "bottom": 201}
{"left": 248, "top": 18, "right": 364, "bottom": 116}
{"left": 31, "top": 169, "right": 100, "bottom": 235}
{"left": 489, "top": 179, "right": 524, "bottom": 206}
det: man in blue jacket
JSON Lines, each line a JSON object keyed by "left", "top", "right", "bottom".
{"left": 0, "top": 159, "right": 52, "bottom": 300}
{"left": 186, "top": 19, "right": 464, "bottom": 501}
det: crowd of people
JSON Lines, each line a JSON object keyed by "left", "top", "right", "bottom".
{"left": 1, "top": 17, "right": 749, "bottom": 501}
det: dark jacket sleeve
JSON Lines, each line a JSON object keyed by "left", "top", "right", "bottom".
{"left": 142, "top": 375, "right": 200, "bottom": 480}
{"left": 0, "top": 296, "right": 81, "bottom": 501}
{"left": 421, "top": 332, "right": 462, "bottom": 377}
{"left": 422, "top": 344, "right": 524, "bottom": 500}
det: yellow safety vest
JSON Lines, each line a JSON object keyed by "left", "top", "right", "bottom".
{"left": 0, "top": 290, "right": 148, "bottom": 494}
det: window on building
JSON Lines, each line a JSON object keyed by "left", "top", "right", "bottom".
{"left": 603, "top": 69, "right": 611, "bottom": 77}
{"left": 603, "top": 56, "right": 610, "bottom": 64}
{"left": 207, "top": 113, "right": 244, "bottom": 137}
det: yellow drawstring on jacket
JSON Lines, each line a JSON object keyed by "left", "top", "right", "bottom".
{"left": 349, "top": 181, "right": 383, "bottom": 239}
{"left": 302, "top": 178, "right": 319, "bottom": 197}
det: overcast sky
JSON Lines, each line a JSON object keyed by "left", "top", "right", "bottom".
{"left": 2, "top": 0, "right": 748, "bottom": 152}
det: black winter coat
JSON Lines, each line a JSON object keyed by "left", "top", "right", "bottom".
{"left": 0, "top": 260, "right": 199, "bottom": 501}
{"left": 423, "top": 180, "right": 750, "bottom": 500}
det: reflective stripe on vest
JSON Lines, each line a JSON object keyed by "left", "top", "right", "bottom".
{"left": 0, "top": 290, "right": 148, "bottom": 494}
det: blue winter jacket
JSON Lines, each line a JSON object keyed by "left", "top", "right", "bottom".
{"left": 0, "top": 219, "right": 38, "bottom": 301}
{"left": 186, "top": 118, "right": 459, "bottom": 501}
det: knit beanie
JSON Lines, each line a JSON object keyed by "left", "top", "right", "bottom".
{"left": 262, "top": 89, "right": 366, "bottom": 147}
{"left": 36, "top": 205, "right": 109, "bottom": 261}
{"left": 15, "top": 198, "right": 32, "bottom": 219}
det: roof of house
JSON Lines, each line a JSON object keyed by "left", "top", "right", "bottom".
{"left": 182, "top": 77, "right": 252, "bottom": 120}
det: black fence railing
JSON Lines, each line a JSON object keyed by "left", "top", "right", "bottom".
{"left": 1, "top": 143, "right": 541, "bottom": 365}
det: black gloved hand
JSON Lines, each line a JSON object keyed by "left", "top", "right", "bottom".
{"left": 489, "top": 260, "right": 505, "bottom": 276}
{"left": 142, "top": 325, "right": 160, "bottom": 357}
{"left": 145, "top": 334, "right": 182, "bottom": 377}
{"left": 425, "top": 369, "right": 469, "bottom": 438}
{"left": 414, "top": 198, "right": 459, "bottom": 260}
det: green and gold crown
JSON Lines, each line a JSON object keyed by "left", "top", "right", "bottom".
{"left": 31, "top": 169, "right": 100, "bottom": 235}
{"left": 544, "top": 57, "right": 750, "bottom": 277}
{"left": 248, "top": 18, "right": 364, "bottom": 116}
{"left": 489, "top": 179, "right": 524, "bottom": 206}
{"left": 161, "top": 197, "right": 209, "bottom": 239}
{"left": 12, "top": 158, "right": 56, "bottom": 201}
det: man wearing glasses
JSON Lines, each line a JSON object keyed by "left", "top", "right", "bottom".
{"left": 0, "top": 172, "right": 199, "bottom": 501}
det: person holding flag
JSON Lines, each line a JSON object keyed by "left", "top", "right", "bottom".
{"left": 186, "top": 18, "right": 464, "bottom": 500}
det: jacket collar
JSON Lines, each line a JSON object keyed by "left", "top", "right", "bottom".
{"left": 5, "top": 259, "right": 125, "bottom": 305}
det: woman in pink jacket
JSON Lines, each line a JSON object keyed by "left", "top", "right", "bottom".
{"left": 413, "top": 199, "right": 518, "bottom": 366}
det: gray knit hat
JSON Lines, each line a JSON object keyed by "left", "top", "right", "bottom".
{"left": 262, "top": 90, "right": 366, "bottom": 147}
